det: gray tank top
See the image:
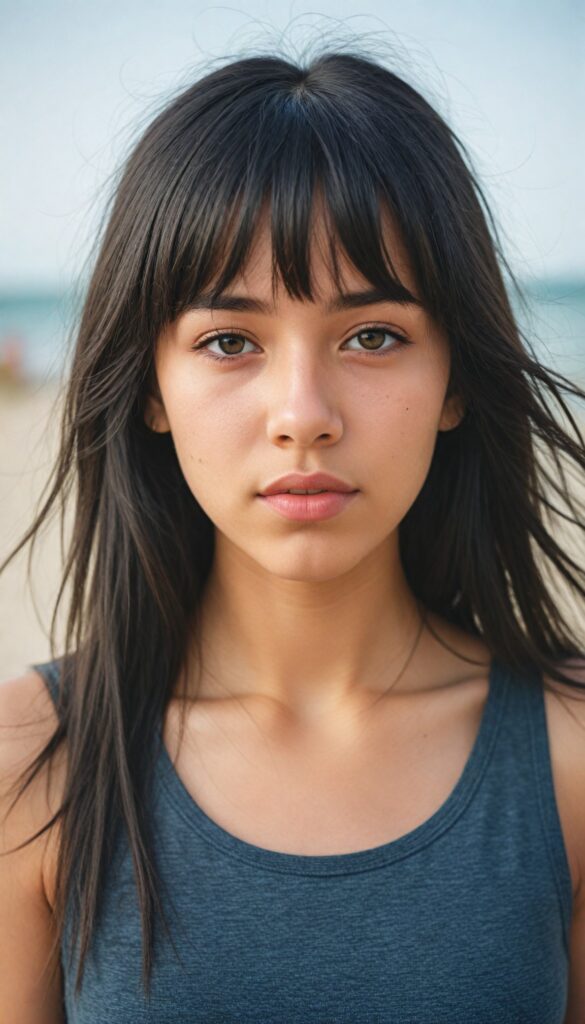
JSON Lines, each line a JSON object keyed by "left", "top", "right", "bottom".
{"left": 30, "top": 655, "right": 572, "bottom": 1023}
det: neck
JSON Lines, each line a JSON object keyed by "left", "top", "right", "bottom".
{"left": 186, "top": 531, "right": 427, "bottom": 723}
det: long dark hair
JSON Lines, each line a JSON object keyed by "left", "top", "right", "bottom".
{"left": 2, "top": 43, "right": 584, "bottom": 998}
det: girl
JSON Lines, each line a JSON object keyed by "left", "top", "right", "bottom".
{"left": 1, "top": 44, "right": 585, "bottom": 1024}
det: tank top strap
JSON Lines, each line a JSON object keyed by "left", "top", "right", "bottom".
{"left": 29, "top": 657, "right": 65, "bottom": 721}
{"left": 497, "top": 659, "right": 574, "bottom": 952}
{"left": 526, "top": 663, "right": 574, "bottom": 947}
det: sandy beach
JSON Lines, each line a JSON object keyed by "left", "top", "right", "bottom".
{"left": 0, "top": 377, "right": 68, "bottom": 678}
{"left": 1, "top": 377, "right": 584, "bottom": 681}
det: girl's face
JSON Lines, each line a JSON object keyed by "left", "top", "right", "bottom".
{"left": 146, "top": 209, "right": 463, "bottom": 582}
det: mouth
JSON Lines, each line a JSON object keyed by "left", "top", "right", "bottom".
{"left": 257, "top": 489, "right": 359, "bottom": 522}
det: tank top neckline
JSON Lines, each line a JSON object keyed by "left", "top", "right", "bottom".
{"left": 156, "top": 655, "right": 510, "bottom": 876}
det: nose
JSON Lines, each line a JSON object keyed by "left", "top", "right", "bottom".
{"left": 264, "top": 350, "right": 343, "bottom": 448}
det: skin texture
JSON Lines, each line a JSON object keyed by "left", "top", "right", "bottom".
{"left": 144, "top": 204, "right": 471, "bottom": 731}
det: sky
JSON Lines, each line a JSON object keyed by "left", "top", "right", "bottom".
{"left": 1, "top": 0, "right": 584, "bottom": 289}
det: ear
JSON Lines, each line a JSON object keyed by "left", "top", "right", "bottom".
{"left": 143, "top": 373, "right": 171, "bottom": 434}
{"left": 438, "top": 392, "right": 465, "bottom": 432}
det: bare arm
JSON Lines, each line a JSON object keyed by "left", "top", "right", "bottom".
{"left": 0, "top": 670, "right": 65, "bottom": 1023}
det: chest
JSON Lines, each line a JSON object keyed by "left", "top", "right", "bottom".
{"left": 162, "top": 678, "right": 489, "bottom": 856}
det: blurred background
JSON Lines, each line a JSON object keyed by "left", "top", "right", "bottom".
{"left": 1, "top": 0, "right": 584, "bottom": 675}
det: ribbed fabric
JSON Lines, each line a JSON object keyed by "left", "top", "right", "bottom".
{"left": 30, "top": 655, "right": 573, "bottom": 1023}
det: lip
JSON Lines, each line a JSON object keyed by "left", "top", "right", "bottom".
{"left": 258, "top": 472, "right": 357, "bottom": 496}
{"left": 258, "top": 490, "right": 358, "bottom": 522}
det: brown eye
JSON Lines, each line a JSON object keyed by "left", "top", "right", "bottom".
{"left": 357, "top": 329, "right": 387, "bottom": 350}
{"left": 343, "top": 326, "right": 410, "bottom": 357}
{"left": 192, "top": 333, "right": 257, "bottom": 361}
{"left": 210, "top": 334, "right": 249, "bottom": 356}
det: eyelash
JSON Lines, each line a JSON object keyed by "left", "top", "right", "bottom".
{"left": 190, "top": 324, "right": 412, "bottom": 362}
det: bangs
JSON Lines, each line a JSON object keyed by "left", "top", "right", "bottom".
{"left": 145, "top": 81, "right": 438, "bottom": 329}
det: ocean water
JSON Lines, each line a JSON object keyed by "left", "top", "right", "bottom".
{"left": 0, "top": 290, "right": 76, "bottom": 383}
{"left": 1, "top": 279, "right": 584, "bottom": 401}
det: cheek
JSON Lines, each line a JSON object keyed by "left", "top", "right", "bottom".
{"left": 364, "top": 372, "right": 445, "bottom": 455}
{"left": 164, "top": 381, "right": 252, "bottom": 511}
{"left": 362, "top": 378, "right": 446, "bottom": 511}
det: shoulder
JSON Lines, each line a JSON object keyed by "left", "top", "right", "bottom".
{"left": 0, "top": 666, "right": 62, "bottom": 776}
{"left": 0, "top": 667, "right": 65, "bottom": 909}
{"left": 0, "top": 669, "right": 65, "bottom": 1018}
{"left": 0, "top": 666, "right": 63, "bottom": 787}
{"left": 0, "top": 663, "right": 60, "bottom": 724}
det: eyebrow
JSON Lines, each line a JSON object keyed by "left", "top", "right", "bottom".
{"left": 185, "top": 284, "right": 423, "bottom": 315}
